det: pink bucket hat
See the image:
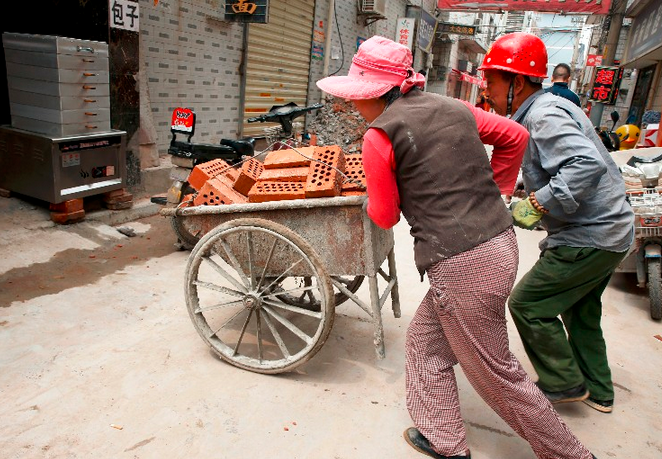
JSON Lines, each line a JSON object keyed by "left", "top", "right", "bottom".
{"left": 316, "top": 36, "right": 425, "bottom": 100}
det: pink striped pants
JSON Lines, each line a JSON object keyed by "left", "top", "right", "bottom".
{"left": 405, "top": 228, "right": 593, "bottom": 459}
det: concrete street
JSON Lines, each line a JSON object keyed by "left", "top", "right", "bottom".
{"left": 0, "top": 195, "right": 660, "bottom": 459}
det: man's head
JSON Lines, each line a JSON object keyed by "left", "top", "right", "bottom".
{"left": 551, "top": 63, "right": 572, "bottom": 83}
{"left": 478, "top": 33, "right": 548, "bottom": 117}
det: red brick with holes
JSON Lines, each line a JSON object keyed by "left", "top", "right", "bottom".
{"left": 257, "top": 166, "right": 309, "bottom": 183}
{"left": 263, "top": 147, "right": 313, "bottom": 169}
{"left": 248, "top": 181, "right": 305, "bottom": 203}
{"left": 233, "top": 158, "right": 264, "bottom": 196}
{"left": 305, "top": 145, "right": 346, "bottom": 198}
{"left": 188, "top": 159, "right": 234, "bottom": 190}
{"left": 341, "top": 154, "right": 366, "bottom": 191}
{"left": 193, "top": 176, "right": 249, "bottom": 206}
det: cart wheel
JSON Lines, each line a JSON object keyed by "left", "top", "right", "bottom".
{"left": 647, "top": 259, "right": 662, "bottom": 320}
{"left": 170, "top": 182, "right": 201, "bottom": 250}
{"left": 274, "top": 275, "right": 364, "bottom": 310}
{"left": 171, "top": 215, "right": 200, "bottom": 250}
{"left": 185, "top": 218, "right": 335, "bottom": 373}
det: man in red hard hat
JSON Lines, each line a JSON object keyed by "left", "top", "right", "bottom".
{"left": 480, "top": 33, "right": 634, "bottom": 416}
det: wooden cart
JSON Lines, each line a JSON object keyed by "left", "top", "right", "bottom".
{"left": 160, "top": 196, "right": 401, "bottom": 373}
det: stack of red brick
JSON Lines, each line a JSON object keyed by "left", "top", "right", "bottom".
{"left": 181, "top": 145, "right": 366, "bottom": 207}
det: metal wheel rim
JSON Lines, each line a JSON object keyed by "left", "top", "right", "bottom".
{"left": 185, "top": 218, "right": 335, "bottom": 373}
{"left": 275, "top": 275, "right": 365, "bottom": 310}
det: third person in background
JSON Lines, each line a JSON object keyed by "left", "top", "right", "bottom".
{"left": 480, "top": 32, "right": 634, "bottom": 415}
{"left": 545, "top": 63, "right": 581, "bottom": 107}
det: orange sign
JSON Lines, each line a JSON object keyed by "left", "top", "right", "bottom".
{"left": 231, "top": 0, "right": 257, "bottom": 14}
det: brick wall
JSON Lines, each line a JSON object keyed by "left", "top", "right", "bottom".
{"left": 140, "top": 0, "right": 245, "bottom": 156}
{"left": 142, "top": 0, "right": 436, "bottom": 160}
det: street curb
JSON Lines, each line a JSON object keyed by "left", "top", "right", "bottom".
{"left": 84, "top": 198, "right": 164, "bottom": 226}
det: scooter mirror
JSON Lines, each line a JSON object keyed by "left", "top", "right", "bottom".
{"left": 610, "top": 110, "right": 620, "bottom": 124}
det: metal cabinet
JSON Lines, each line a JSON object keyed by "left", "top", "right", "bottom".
{"left": 2, "top": 33, "right": 110, "bottom": 137}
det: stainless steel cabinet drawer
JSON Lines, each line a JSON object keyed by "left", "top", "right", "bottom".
{"left": 7, "top": 76, "right": 110, "bottom": 98}
{"left": 4, "top": 48, "right": 108, "bottom": 71}
{"left": 11, "top": 116, "right": 111, "bottom": 137}
{"left": 2, "top": 33, "right": 108, "bottom": 60}
{"left": 10, "top": 104, "right": 110, "bottom": 124}
{"left": 6, "top": 62, "right": 109, "bottom": 84}
{"left": 8, "top": 89, "right": 110, "bottom": 111}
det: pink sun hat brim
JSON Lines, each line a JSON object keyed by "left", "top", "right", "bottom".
{"left": 316, "top": 36, "right": 414, "bottom": 100}
{"left": 316, "top": 75, "right": 397, "bottom": 100}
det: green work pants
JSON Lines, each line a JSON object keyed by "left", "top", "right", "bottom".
{"left": 508, "top": 246, "right": 626, "bottom": 402}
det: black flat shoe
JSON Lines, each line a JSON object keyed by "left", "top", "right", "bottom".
{"left": 536, "top": 382, "right": 589, "bottom": 404}
{"left": 583, "top": 397, "right": 613, "bottom": 413}
{"left": 403, "top": 427, "right": 470, "bottom": 459}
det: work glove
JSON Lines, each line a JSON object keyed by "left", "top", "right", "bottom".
{"left": 511, "top": 197, "right": 543, "bottom": 230}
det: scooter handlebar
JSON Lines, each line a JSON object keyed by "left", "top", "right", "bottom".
{"left": 246, "top": 103, "right": 323, "bottom": 124}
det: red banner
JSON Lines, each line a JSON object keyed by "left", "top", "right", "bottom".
{"left": 451, "top": 69, "right": 486, "bottom": 88}
{"left": 437, "top": 0, "right": 611, "bottom": 15}
{"left": 586, "top": 54, "right": 603, "bottom": 67}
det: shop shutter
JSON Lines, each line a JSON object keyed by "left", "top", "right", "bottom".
{"left": 242, "top": 0, "right": 315, "bottom": 138}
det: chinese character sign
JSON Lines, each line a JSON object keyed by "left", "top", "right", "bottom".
{"left": 590, "top": 66, "right": 623, "bottom": 105}
{"left": 395, "top": 18, "right": 415, "bottom": 50}
{"left": 417, "top": 8, "right": 438, "bottom": 53}
{"left": 225, "top": 0, "right": 268, "bottom": 23}
{"left": 110, "top": 0, "right": 139, "bottom": 32}
{"left": 586, "top": 54, "right": 603, "bottom": 67}
{"left": 232, "top": 0, "right": 257, "bottom": 14}
{"left": 624, "top": 0, "right": 662, "bottom": 64}
{"left": 439, "top": 23, "right": 476, "bottom": 36}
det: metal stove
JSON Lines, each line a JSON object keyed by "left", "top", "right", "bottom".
{"left": 0, "top": 126, "right": 126, "bottom": 204}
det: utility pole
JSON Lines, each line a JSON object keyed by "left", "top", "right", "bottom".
{"left": 570, "top": 27, "right": 581, "bottom": 93}
{"left": 588, "top": 0, "right": 627, "bottom": 127}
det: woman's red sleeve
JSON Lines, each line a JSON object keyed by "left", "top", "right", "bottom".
{"left": 362, "top": 128, "right": 400, "bottom": 229}
{"left": 460, "top": 100, "right": 529, "bottom": 195}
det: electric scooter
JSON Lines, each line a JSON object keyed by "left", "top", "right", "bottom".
{"left": 595, "top": 110, "right": 621, "bottom": 152}
{"left": 155, "top": 102, "right": 323, "bottom": 249}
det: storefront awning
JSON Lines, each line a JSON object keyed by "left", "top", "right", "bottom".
{"left": 622, "top": 0, "right": 662, "bottom": 68}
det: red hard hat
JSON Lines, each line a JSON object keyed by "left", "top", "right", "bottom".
{"left": 479, "top": 32, "right": 548, "bottom": 79}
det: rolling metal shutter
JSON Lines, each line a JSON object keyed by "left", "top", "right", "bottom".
{"left": 242, "top": 0, "right": 315, "bottom": 137}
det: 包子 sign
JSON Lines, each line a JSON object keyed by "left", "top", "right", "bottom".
{"left": 110, "top": 0, "right": 139, "bottom": 32}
